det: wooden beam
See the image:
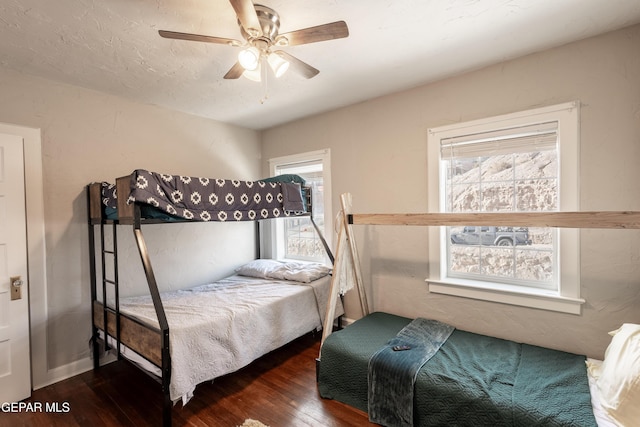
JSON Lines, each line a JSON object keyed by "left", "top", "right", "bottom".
{"left": 340, "top": 194, "right": 368, "bottom": 317}
{"left": 349, "top": 211, "right": 640, "bottom": 229}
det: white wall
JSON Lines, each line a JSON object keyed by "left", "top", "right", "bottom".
{"left": 262, "top": 24, "right": 640, "bottom": 359}
{"left": 0, "top": 67, "right": 261, "bottom": 387}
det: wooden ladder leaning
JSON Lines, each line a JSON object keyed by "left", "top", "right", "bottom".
{"left": 321, "top": 193, "right": 369, "bottom": 348}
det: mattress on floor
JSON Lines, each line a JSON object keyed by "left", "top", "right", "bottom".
{"left": 318, "top": 311, "right": 598, "bottom": 427}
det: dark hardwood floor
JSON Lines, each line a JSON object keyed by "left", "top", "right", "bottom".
{"left": 2, "top": 333, "right": 374, "bottom": 427}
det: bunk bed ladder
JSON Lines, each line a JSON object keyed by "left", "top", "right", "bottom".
{"left": 99, "top": 222, "right": 122, "bottom": 358}
{"left": 87, "top": 184, "right": 122, "bottom": 367}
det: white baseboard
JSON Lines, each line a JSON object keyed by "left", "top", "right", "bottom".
{"left": 34, "top": 357, "right": 94, "bottom": 390}
{"left": 341, "top": 316, "right": 356, "bottom": 327}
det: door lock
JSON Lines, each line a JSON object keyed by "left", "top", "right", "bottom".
{"left": 10, "top": 276, "right": 23, "bottom": 301}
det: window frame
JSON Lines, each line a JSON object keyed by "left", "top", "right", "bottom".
{"left": 267, "top": 149, "right": 332, "bottom": 264}
{"left": 427, "top": 102, "right": 583, "bottom": 314}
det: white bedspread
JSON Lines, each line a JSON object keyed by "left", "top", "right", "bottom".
{"left": 119, "top": 274, "right": 342, "bottom": 403}
{"left": 587, "top": 358, "right": 619, "bottom": 427}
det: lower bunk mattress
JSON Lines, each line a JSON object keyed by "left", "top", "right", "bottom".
{"left": 111, "top": 273, "right": 343, "bottom": 404}
{"left": 318, "top": 312, "right": 599, "bottom": 427}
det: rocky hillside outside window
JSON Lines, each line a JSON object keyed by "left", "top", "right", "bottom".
{"left": 441, "top": 122, "right": 559, "bottom": 290}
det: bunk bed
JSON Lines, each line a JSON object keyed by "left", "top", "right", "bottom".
{"left": 87, "top": 169, "right": 343, "bottom": 427}
{"left": 317, "top": 193, "right": 640, "bottom": 427}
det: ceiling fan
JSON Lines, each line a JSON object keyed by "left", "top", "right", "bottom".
{"left": 159, "top": 0, "right": 349, "bottom": 82}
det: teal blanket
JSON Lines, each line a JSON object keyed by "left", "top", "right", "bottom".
{"left": 319, "top": 312, "right": 597, "bottom": 427}
{"left": 368, "top": 318, "right": 454, "bottom": 427}
{"left": 413, "top": 330, "right": 597, "bottom": 426}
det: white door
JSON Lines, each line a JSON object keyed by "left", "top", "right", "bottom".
{"left": 0, "top": 133, "right": 30, "bottom": 402}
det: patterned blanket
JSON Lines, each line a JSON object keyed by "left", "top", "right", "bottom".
{"left": 101, "top": 170, "right": 307, "bottom": 221}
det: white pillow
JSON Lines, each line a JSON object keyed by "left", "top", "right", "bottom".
{"left": 595, "top": 323, "right": 640, "bottom": 427}
{"left": 278, "top": 262, "right": 332, "bottom": 283}
{"left": 234, "top": 259, "right": 285, "bottom": 279}
{"left": 235, "top": 259, "right": 331, "bottom": 283}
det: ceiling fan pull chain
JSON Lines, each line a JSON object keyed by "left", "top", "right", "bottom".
{"left": 260, "top": 57, "right": 269, "bottom": 104}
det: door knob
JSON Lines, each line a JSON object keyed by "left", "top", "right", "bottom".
{"left": 10, "top": 275, "right": 23, "bottom": 300}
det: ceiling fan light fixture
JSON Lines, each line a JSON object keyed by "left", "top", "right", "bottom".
{"left": 158, "top": 2, "right": 350, "bottom": 82}
{"left": 267, "top": 52, "right": 289, "bottom": 78}
{"left": 238, "top": 46, "right": 261, "bottom": 70}
{"left": 242, "top": 62, "right": 262, "bottom": 81}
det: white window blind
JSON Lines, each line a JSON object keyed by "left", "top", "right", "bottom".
{"left": 441, "top": 122, "right": 558, "bottom": 159}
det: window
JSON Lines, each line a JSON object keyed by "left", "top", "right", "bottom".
{"left": 427, "top": 102, "right": 583, "bottom": 314}
{"left": 268, "top": 149, "right": 332, "bottom": 263}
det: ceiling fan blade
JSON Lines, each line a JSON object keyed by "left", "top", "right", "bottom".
{"left": 229, "top": 0, "right": 263, "bottom": 38}
{"left": 224, "top": 62, "right": 245, "bottom": 79}
{"left": 159, "top": 30, "right": 241, "bottom": 46}
{"left": 277, "top": 51, "right": 319, "bottom": 79}
{"left": 278, "top": 21, "right": 349, "bottom": 46}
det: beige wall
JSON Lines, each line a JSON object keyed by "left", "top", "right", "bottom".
{"left": 0, "top": 68, "right": 261, "bottom": 386}
{"left": 262, "top": 24, "right": 640, "bottom": 359}
{"left": 2, "top": 21, "right": 638, "bottom": 389}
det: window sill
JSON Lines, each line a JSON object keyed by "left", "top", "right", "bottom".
{"left": 426, "top": 278, "right": 585, "bottom": 315}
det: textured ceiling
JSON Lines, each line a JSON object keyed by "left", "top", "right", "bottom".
{"left": 2, "top": 0, "right": 640, "bottom": 130}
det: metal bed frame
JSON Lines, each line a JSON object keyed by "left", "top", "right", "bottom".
{"left": 87, "top": 173, "right": 328, "bottom": 427}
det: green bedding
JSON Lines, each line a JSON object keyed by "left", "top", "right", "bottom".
{"left": 318, "top": 312, "right": 597, "bottom": 427}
